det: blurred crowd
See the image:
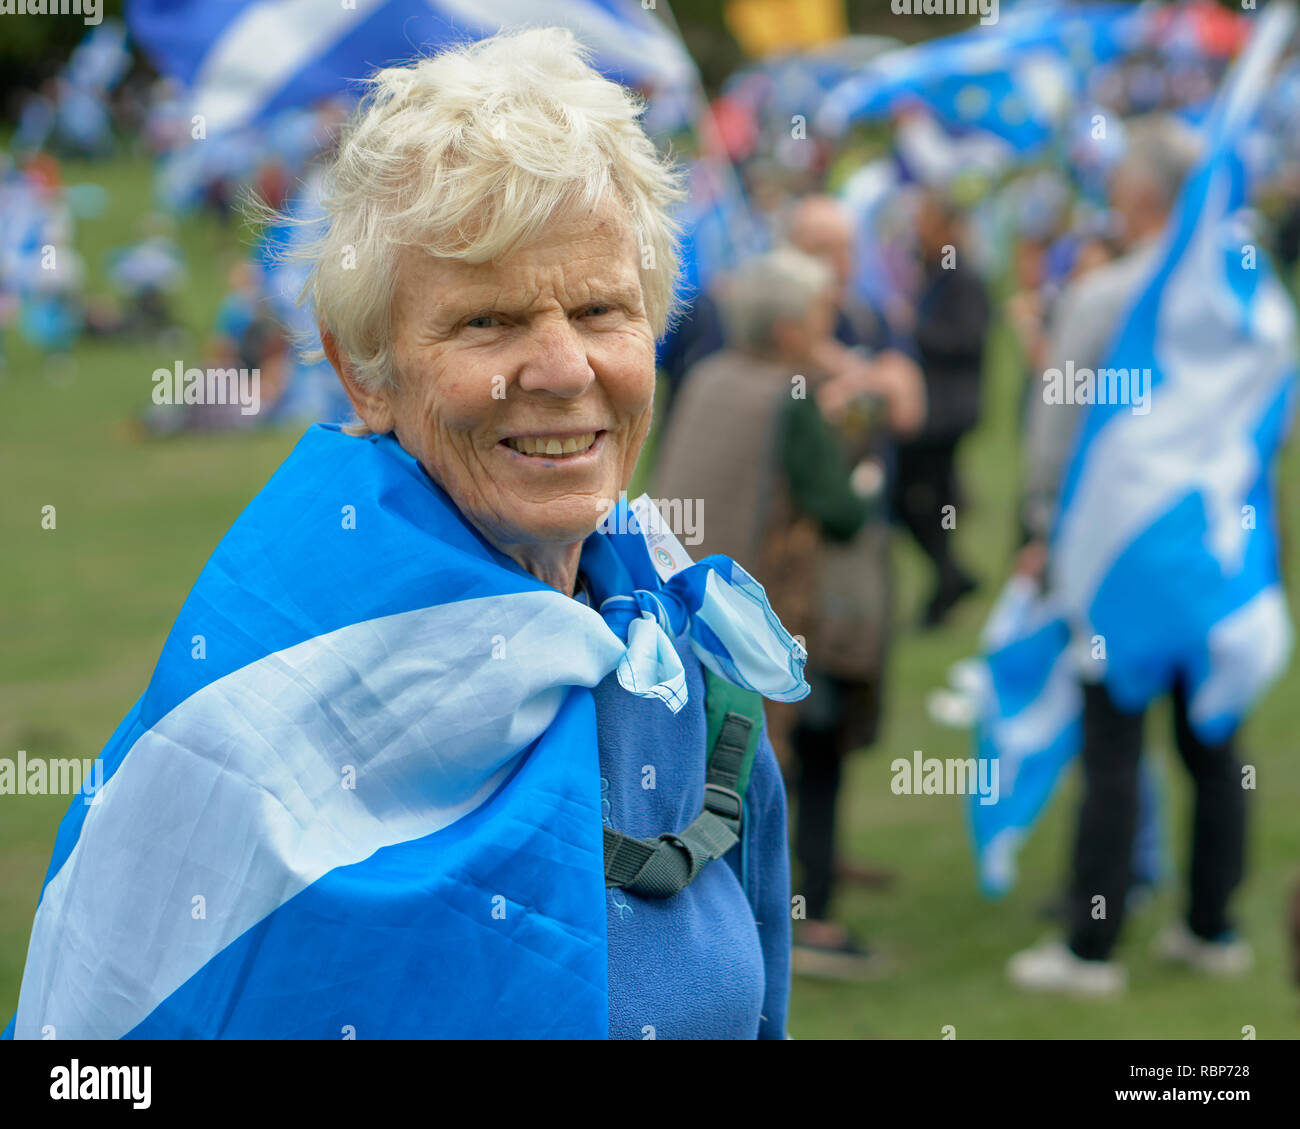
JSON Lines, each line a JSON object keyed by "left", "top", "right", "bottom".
{"left": 0, "top": 18, "right": 352, "bottom": 429}
{"left": 645, "top": 4, "right": 1300, "bottom": 984}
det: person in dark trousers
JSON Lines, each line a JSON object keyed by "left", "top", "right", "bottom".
{"left": 782, "top": 196, "right": 926, "bottom": 976}
{"left": 891, "top": 188, "right": 989, "bottom": 627}
{"left": 1067, "top": 679, "right": 1244, "bottom": 960}
{"left": 1008, "top": 116, "right": 1252, "bottom": 995}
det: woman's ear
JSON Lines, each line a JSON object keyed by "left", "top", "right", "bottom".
{"left": 321, "top": 328, "right": 396, "bottom": 434}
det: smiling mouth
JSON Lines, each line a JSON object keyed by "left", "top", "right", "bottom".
{"left": 502, "top": 431, "right": 601, "bottom": 459}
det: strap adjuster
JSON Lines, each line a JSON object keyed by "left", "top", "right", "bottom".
{"left": 703, "top": 783, "right": 742, "bottom": 822}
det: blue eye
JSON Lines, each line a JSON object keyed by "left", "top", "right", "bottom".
{"left": 465, "top": 315, "right": 498, "bottom": 329}
{"left": 583, "top": 305, "right": 614, "bottom": 318}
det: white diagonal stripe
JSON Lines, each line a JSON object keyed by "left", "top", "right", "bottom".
{"left": 191, "top": 0, "right": 386, "bottom": 135}
{"left": 15, "top": 589, "right": 625, "bottom": 1039}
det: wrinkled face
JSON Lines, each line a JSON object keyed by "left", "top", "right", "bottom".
{"left": 381, "top": 199, "right": 656, "bottom": 552}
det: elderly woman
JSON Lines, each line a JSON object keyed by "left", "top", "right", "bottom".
{"left": 4, "top": 30, "right": 806, "bottom": 1041}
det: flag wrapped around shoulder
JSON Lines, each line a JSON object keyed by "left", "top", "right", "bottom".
{"left": 4, "top": 425, "right": 807, "bottom": 1040}
{"left": 1052, "top": 1, "right": 1299, "bottom": 745}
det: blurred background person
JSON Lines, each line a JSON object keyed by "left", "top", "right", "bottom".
{"left": 1008, "top": 115, "right": 1261, "bottom": 996}
{"left": 890, "top": 187, "right": 990, "bottom": 627}
{"left": 654, "top": 251, "right": 870, "bottom": 709}
{"left": 1019, "top": 119, "right": 1200, "bottom": 561}
{"left": 783, "top": 193, "right": 925, "bottom": 958}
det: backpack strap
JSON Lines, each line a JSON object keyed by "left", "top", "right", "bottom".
{"left": 602, "top": 668, "right": 766, "bottom": 899}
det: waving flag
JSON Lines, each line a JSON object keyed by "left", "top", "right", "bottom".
{"left": 968, "top": 4, "right": 1298, "bottom": 896}
{"left": 815, "top": 2, "right": 1149, "bottom": 154}
{"left": 965, "top": 578, "right": 1081, "bottom": 896}
{"left": 64, "top": 19, "right": 132, "bottom": 95}
{"left": 720, "top": 35, "right": 899, "bottom": 132}
{"left": 128, "top": 0, "right": 695, "bottom": 137}
{"left": 4, "top": 425, "right": 806, "bottom": 1039}
{"left": 1053, "top": 1, "right": 1298, "bottom": 746}
{"left": 967, "top": 578, "right": 1167, "bottom": 898}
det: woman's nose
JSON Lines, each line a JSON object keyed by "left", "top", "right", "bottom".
{"left": 515, "top": 315, "right": 596, "bottom": 398}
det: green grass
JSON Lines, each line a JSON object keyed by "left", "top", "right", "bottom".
{"left": 2, "top": 154, "right": 1298, "bottom": 1037}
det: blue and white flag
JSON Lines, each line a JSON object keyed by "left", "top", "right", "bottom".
{"left": 1053, "top": 2, "right": 1298, "bottom": 746}
{"left": 4, "top": 425, "right": 806, "bottom": 1039}
{"left": 966, "top": 578, "right": 1081, "bottom": 897}
{"left": 966, "top": 576, "right": 1168, "bottom": 897}
{"left": 815, "top": 2, "right": 1148, "bottom": 154}
{"left": 128, "top": 0, "right": 695, "bottom": 137}
{"left": 64, "top": 19, "right": 132, "bottom": 96}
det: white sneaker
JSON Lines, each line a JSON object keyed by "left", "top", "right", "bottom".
{"left": 1154, "top": 921, "right": 1253, "bottom": 976}
{"left": 1006, "top": 938, "right": 1126, "bottom": 996}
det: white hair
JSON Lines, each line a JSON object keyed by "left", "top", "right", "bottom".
{"left": 280, "top": 27, "right": 687, "bottom": 407}
{"left": 1117, "top": 113, "right": 1202, "bottom": 208}
{"left": 717, "top": 248, "right": 833, "bottom": 353}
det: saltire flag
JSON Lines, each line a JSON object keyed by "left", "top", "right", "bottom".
{"left": 891, "top": 105, "right": 1016, "bottom": 190}
{"left": 127, "top": 0, "right": 696, "bottom": 138}
{"left": 966, "top": 577, "right": 1081, "bottom": 897}
{"left": 966, "top": 3, "right": 1297, "bottom": 895}
{"left": 814, "top": 2, "right": 1149, "bottom": 154}
{"left": 4, "top": 425, "right": 807, "bottom": 1039}
{"left": 63, "top": 19, "right": 132, "bottom": 96}
{"left": 1052, "top": 0, "right": 1299, "bottom": 744}
{"left": 965, "top": 576, "right": 1170, "bottom": 897}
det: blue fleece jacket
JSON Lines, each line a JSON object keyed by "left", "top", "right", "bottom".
{"left": 592, "top": 628, "right": 792, "bottom": 1040}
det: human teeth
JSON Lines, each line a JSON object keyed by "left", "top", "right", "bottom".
{"left": 505, "top": 432, "right": 596, "bottom": 457}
